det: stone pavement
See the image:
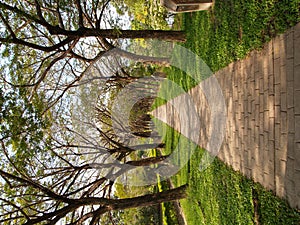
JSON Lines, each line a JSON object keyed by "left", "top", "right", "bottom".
{"left": 152, "top": 22, "right": 300, "bottom": 209}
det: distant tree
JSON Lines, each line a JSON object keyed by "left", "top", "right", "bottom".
{"left": 0, "top": 86, "right": 185, "bottom": 223}
{"left": 0, "top": 0, "right": 177, "bottom": 108}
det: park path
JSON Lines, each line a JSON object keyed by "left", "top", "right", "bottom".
{"left": 152, "top": 22, "right": 300, "bottom": 209}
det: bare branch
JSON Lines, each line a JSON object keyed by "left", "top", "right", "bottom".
{"left": 0, "top": 12, "right": 16, "bottom": 38}
{"left": 55, "top": 0, "right": 65, "bottom": 29}
{"left": 0, "top": 2, "right": 50, "bottom": 28}
{"left": 34, "top": 0, "right": 46, "bottom": 23}
{"left": 0, "top": 172, "right": 70, "bottom": 209}
{"left": 75, "top": 0, "right": 84, "bottom": 27}
{"left": 0, "top": 198, "right": 30, "bottom": 221}
{"left": 0, "top": 36, "right": 74, "bottom": 53}
{"left": 96, "top": 0, "right": 111, "bottom": 29}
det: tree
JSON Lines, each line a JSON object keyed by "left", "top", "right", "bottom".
{"left": 112, "top": 0, "right": 171, "bottom": 30}
{"left": 0, "top": 1, "right": 187, "bottom": 224}
{"left": 0, "top": 165, "right": 187, "bottom": 224}
{"left": 0, "top": 88, "right": 185, "bottom": 224}
{"left": 0, "top": 0, "right": 176, "bottom": 109}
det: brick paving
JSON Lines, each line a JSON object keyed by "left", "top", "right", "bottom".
{"left": 152, "top": 22, "right": 300, "bottom": 209}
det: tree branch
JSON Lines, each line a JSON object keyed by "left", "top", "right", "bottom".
{"left": 96, "top": 0, "right": 111, "bottom": 29}
{"left": 0, "top": 2, "right": 50, "bottom": 28}
{"left": 55, "top": 0, "right": 65, "bottom": 29}
{"left": 34, "top": 0, "right": 46, "bottom": 23}
{"left": 0, "top": 169, "right": 71, "bottom": 203}
{"left": 49, "top": 28, "right": 186, "bottom": 42}
{"left": 0, "top": 12, "right": 16, "bottom": 38}
{"left": 0, "top": 36, "right": 74, "bottom": 52}
{"left": 75, "top": 0, "right": 84, "bottom": 27}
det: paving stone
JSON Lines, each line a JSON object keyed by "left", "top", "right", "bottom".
{"left": 269, "top": 74, "right": 275, "bottom": 95}
{"left": 295, "top": 142, "right": 300, "bottom": 169}
{"left": 281, "top": 65, "right": 287, "bottom": 94}
{"left": 294, "top": 28, "right": 300, "bottom": 66}
{"left": 286, "top": 157, "right": 295, "bottom": 179}
{"left": 286, "top": 58, "right": 294, "bottom": 82}
{"left": 259, "top": 77, "right": 264, "bottom": 94}
{"left": 259, "top": 112, "right": 264, "bottom": 134}
{"left": 287, "top": 108, "right": 295, "bottom": 133}
{"left": 287, "top": 82, "right": 294, "bottom": 109}
{"left": 286, "top": 29, "right": 294, "bottom": 59}
{"left": 274, "top": 58, "right": 281, "bottom": 85}
{"left": 295, "top": 90, "right": 300, "bottom": 115}
{"left": 274, "top": 122, "right": 281, "bottom": 150}
{"left": 294, "top": 22, "right": 300, "bottom": 38}
{"left": 280, "top": 133, "right": 288, "bottom": 157}
{"left": 274, "top": 37, "right": 281, "bottom": 59}
{"left": 269, "top": 95, "right": 275, "bottom": 118}
{"left": 275, "top": 105, "right": 281, "bottom": 124}
{"left": 275, "top": 84, "right": 281, "bottom": 106}
{"left": 275, "top": 158, "right": 287, "bottom": 179}
{"left": 269, "top": 117, "right": 275, "bottom": 140}
{"left": 264, "top": 111, "right": 269, "bottom": 132}
{"left": 287, "top": 135, "right": 295, "bottom": 159}
{"left": 275, "top": 172, "right": 286, "bottom": 198}
{"left": 295, "top": 170, "right": 300, "bottom": 202}
{"left": 281, "top": 111, "right": 287, "bottom": 134}
{"left": 264, "top": 65, "right": 270, "bottom": 92}
{"left": 260, "top": 94, "right": 265, "bottom": 113}
{"left": 253, "top": 169, "right": 264, "bottom": 185}
{"left": 295, "top": 116, "right": 300, "bottom": 142}
{"left": 285, "top": 178, "right": 296, "bottom": 207}
{"left": 264, "top": 91, "right": 269, "bottom": 112}
{"left": 281, "top": 93, "right": 287, "bottom": 112}
{"left": 259, "top": 134, "right": 264, "bottom": 150}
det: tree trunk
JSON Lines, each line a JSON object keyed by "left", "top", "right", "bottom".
{"left": 110, "top": 185, "right": 188, "bottom": 210}
{"left": 126, "top": 155, "right": 170, "bottom": 166}
{"left": 49, "top": 27, "right": 186, "bottom": 42}
{"left": 74, "top": 185, "right": 188, "bottom": 224}
{"left": 110, "top": 48, "right": 171, "bottom": 66}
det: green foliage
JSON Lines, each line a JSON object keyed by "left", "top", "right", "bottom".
{"left": 154, "top": 123, "right": 300, "bottom": 225}
{"left": 159, "top": 180, "right": 179, "bottom": 225}
{"left": 114, "top": 0, "right": 170, "bottom": 30}
{"left": 0, "top": 85, "right": 53, "bottom": 221}
{"left": 114, "top": 183, "right": 160, "bottom": 224}
{"left": 254, "top": 184, "right": 300, "bottom": 224}
{"left": 116, "top": 0, "right": 172, "bottom": 69}
{"left": 0, "top": 86, "right": 51, "bottom": 170}
{"left": 183, "top": 0, "right": 300, "bottom": 73}
{"left": 127, "top": 63, "right": 157, "bottom": 78}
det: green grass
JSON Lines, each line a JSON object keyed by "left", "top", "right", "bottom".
{"left": 155, "top": 0, "right": 300, "bottom": 107}
{"left": 184, "top": 0, "right": 300, "bottom": 72}
{"left": 155, "top": 123, "right": 300, "bottom": 225}
{"left": 153, "top": 0, "right": 300, "bottom": 224}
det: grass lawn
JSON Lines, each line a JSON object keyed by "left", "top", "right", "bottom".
{"left": 159, "top": 125, "right": 300, "bottom": 224}
{"left": 153, "top": 0, "right": 300, "bottom": 224}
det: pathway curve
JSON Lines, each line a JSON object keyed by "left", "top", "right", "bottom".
{"left": 152, "top": 22, "right": 300, "bottom": 209}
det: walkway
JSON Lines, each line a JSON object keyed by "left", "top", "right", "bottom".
{"left": 152, "top": 22, "right": 300, "bottom": 209}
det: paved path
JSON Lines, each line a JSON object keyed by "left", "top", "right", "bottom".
{"left": 152, "top": 22, "right": 300, "bottom": 209}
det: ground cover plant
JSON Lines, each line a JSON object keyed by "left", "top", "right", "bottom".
{"left": 153, "top": 0, "right": 300, "bottom": 224}
{"left": 158, "top": 124, "right": 300, "bottom": 224}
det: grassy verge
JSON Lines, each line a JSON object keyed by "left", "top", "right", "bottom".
{"left": 155, "top": 122, "right": 300, "bottom": 225}
{"left": 153, "top": 0, "right": 300, "bottom": 224}
{"left": 184, "top": 0, "right": 299, "bottom": 72}
{"left": 155, "top": 0, "right": 300, "bottom": 107}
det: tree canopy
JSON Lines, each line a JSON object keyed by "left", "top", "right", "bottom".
{"left": 0, "top": 0, "right": 187, "bottom": 224}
